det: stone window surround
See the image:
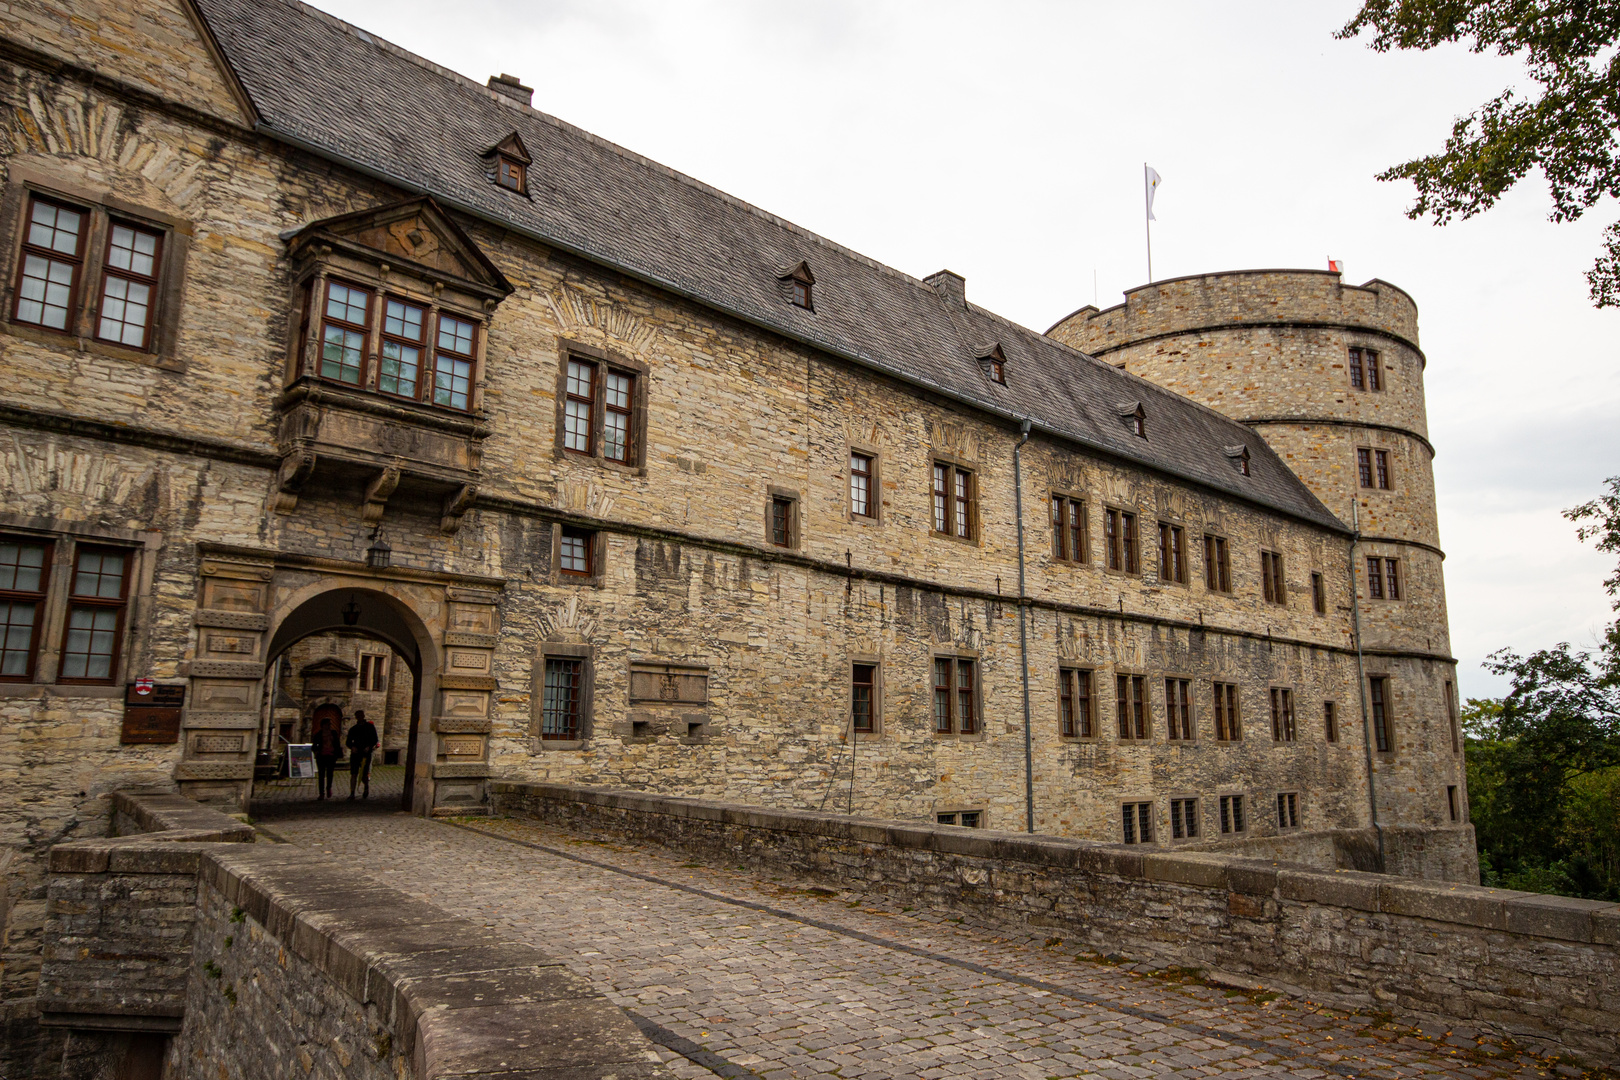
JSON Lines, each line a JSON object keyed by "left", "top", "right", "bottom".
{"left": 843, "top": 442, "right": 882, "bottom": 525}
{"left": 1356, "top": 444, "right": 1397, "bottom": 492}
{"left": 1100, "top": 504, "right": 1141, "bottom": 577}
{"left": 1368, "top": 672, "right": 1396, "bottom": 756}
{"left": 1113, "top": 670, "right": 1150, "bottom": 743}
{"left": 0, "top": 163, "right": 192, "bottom": 372}
{"left": 1056, "top": 664, "right": 1097, "bottom": 742}
{"left": 1268, "top": 684, "right": 1297, "bottom": 743}
{"left": 934, "top": 805, "right": 988, "bottom": 828}
{"left": 764, "top": 485, "right": 802, "bottom": 550}
{"left": 531, "top": 640, "right": 594, "bottom": 750}
{"left": 0, "top": 513, "right": 161, "bottom": 696}
{"left": 1047, "top": 489, "right": 1089, "bottom": 566}
{"left": 1167, "top": 793, "right": 1202, "bottom": 843}
{"left": 1276, "top": 789, "right": 1304, "bottom": 832}
{"left": 928, "top": 450, "right": 980, "bottom": 546}
{"left": 1216, "top": 790, "right": 1250, "bottom": 834}
{"left": 550, "top": 523, "right": 607, "bottom": 587}
{"left": 1161, "top": 673, "right": 1197, "bottom": 742}
{"left": 552, "top": 337, "right": 650, "bottom": 475}
{"left": 1154, "top": 517, "right": 1189, "bottom": 588}
{"left": 929, "top": 648, "right": 984, "bottom": 741}
{"left": 1118, "top": 797, "right": 1156, "bottom": 845}
{"left": 848, "top": 653, "right": 884, "bottom": 739}
{"left": 1202, "top": 529, "right": 1233, "bottom": 594}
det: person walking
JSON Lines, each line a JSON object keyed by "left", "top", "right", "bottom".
{"left": 346, "top": 709, "right": 379, "bottom": 800}
{"left": 312, "top": 712, "right": 343, "bottom": 801}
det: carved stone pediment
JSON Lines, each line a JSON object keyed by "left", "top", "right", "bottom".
{"left": 285, "top": 196, "right": 512, "bottom": 300}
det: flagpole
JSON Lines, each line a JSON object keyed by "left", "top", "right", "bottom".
{"left": 1144, "top": 162, "right": 1153, "bottom": 282}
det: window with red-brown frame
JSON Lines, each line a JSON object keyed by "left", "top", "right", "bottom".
{"left": 58, "top": 545, "right": 130, "bottom": 683}
{"left": 316, "top": 279, "right": 370, "bottom": 386}
{"left": 95, "top": 221, "right": 162, "bottom": 350}
{"left": 13, "top": 195, "right": 87, "bottom": 335}
{"left": 0, "top": 536, "right": 52, "bottom": 681}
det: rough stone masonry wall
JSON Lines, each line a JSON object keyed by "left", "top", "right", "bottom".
{"left": 36, "top": 792, "right": 671, "bottom": 1080}
{"left": 493, "top": 781, "right": 1619, "bottom": 1065}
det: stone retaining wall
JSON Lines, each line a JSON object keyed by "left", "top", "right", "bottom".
{"left": 492, "top": 780, "right": 1620, "bottom": 1065}
{"left": 39, "top": 793, "right": 671, "bottom": 1079}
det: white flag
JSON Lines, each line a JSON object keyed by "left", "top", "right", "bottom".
{"left": 1145, "top": 165, "right": 1162, "bottom": 221}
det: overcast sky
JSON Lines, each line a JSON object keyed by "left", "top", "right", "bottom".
{"left": 307, "top": 0, "right": 1620, "bottom": 699}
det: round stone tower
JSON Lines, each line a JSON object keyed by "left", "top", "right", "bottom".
{"left": 1050, "top": 269, "right": 1468, "bottom": 845}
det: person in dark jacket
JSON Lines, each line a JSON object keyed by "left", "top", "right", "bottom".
{"left": 312, "top": 713, "right": 343, "bottom": 800}
{"left": 346, "top": 709, "right": 380, "bottom": 800}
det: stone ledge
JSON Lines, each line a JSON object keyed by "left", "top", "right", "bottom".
{"left": 112, "top": 791, "right": 257, "bottom": 841}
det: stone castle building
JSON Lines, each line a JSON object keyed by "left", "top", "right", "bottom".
{"left": 0, "top": 0, "right": 1472, "bottom": 1066}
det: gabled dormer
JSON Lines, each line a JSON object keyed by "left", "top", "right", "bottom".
{"left": 1225, "top": 444, "right": 1251, "bottom": 476}
{"left": 482, "top": 131, "right": 533, "bottom": 195}
{"left": 777, "top": 261, "right": 815, "bottom": 310}
{"left": 976, "top": 344, "right": 1007, "bottom": 385}
{"left": 277, "top": 197, "right": 514, "bottom": 531}
{"left": 1117, "top": 400, "right": 1146, "bottom": 438}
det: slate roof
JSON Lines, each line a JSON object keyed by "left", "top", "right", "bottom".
{"left": 190, "top": 0, "right": 1346, "bottom": 533}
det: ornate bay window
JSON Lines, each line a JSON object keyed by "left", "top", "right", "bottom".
{"left": 277, "top": 197, "right": 512, "bottom": 531}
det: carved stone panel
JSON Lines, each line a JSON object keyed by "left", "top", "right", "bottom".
{"left": 190, "top": 680, "right": 259, "bottom": 712}
{"left": 441, "top": 735, "right": 484, "bottom": 758}
{"left": 629, "top": 661, "right": 710, "bottom": 705}
{"left": 440, "top": 689, "right": 490, "bottom": 717}
{"left": 201, "top": 578, "right": 266, "bottom": 612}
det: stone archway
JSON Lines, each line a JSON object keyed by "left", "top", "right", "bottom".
{"left": 174, "top": 544, "right": 503, "bottom": 815}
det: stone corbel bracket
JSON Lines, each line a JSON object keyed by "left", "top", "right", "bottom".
{"left": 273, "top": 450, "right": 316, "bottom": 514}
{"left": 441, "top": 483, "right": 478, "bottom": 534}
{"left": 362, "top": 465, "right": 402, "bottom": 523}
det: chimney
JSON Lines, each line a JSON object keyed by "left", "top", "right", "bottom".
{"left": 487, "top": 73, "right": 533, "bottom": 107}
{"left": 925, "top": 269, "right": 965, "bottom": 307}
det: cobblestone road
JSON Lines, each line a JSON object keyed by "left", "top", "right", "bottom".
{"left": 262, "top": 809, "right": 1589, "bottom": 1080}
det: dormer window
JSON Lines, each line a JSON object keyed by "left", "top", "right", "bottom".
{"left": 977, "top": 344, "right": 1007, "bottom": 385}
{"left": 778, "top": 261, "right": 815, "bottom": 310}
{"left": 1225, "top": 445, "right": 1251, "bottom": 476}
{"left": 482, "top": 132, "right": 533, "bottom": 196}
{"left": 1118, "top": 401, "right": 1146, "bottom": 438}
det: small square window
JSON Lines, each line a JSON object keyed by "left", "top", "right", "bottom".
{"left": 497, "top": 157, "right": 526, "bottom": 192}
{"left": 791, "top": 279, "right": 811, "bottom": 309}
{"left": 559, "top": 527, "right": 594, "bottom": 576}
{"left": 1170, "top": 797, "right": 1199, "bottom": 840}
{"left": 1219, "top": 794, "right": 1246, "bottom": 834}
{"left": 1277, "top": 791, "right": 1300, "bottom": 830}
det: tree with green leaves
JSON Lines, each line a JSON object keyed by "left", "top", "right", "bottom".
{"left": 1462, "top": 477, "right": 1620, "bottom": 898}
{"left": 1338, "top": 2, "right": 1620, "bottom": 305}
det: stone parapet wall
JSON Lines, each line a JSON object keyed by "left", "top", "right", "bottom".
{"left": 38, "top": 793, "right": 670, "bottom": 1079}
{"left": 492, "top": 781, "right": 1620, "bottom": 1065}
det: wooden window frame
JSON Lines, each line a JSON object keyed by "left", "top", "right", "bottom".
{"left": 1367, "top": 556, "right": 1401, "bottom": 601}
{"left": 931, "top": 654, "right": 981, "bottom": 737}
{"left": 1203, "top": 533, "right": 1231, "bottom": 593}
{"left": 496, "top": 156, "right": 526, "bottom": 193}
{"left": 1104, "top": 507, "right": 1139, "bottom": 575}
{"left": 1276, "top": 791, "right": 1302, "bottom": 831}
{"left": 1050, "top": 493, "right": 1088, "bottom": 564}
{"left": 1358, "top": 446, "right": 1393, "bottom": 490}
{"left": 0, "top": 535, "right": 54, "bottom": 682}
{"left": 1212, "top": 681, "right": 1241, "bottom": 742}
{"left": 1120, "top": 800, "right": 1155, "bottom": 844}
{"left": 1269, "top": 686, "right": 1296, "bottom": 743}
{"left": 93, "top": 218, "right": 164, "bottom": 351}
{"left": 1058, "top": 666, "right": 1094, "bottom": 740}
{"left": 1165, "top": 677, "right": 1194, "bottom": 741}
{"left": 846, "top": 446, "right": 880, "bottom": 523}
{"left": 931, "top": 461, "right": 976, "bottom": 543}
{"left": 1169, "top": 796, "right": 1200, "bottom": 841}
{"left": 1261, "top": 549, "right": 1286, "bottom": 606}
{"left": 375, "top": 293, "right": 429, "bottom": 401}
{"left": 432, "top": 312, "right": 479, "bottom": 411}
{"left": 2, "top": 173, "right": 191, "bottom": 369}
{"left": 850, "top": 659, "right": 881, "bottom": 736}
{"left": 533, "top": 642, "right": 594, "bottom": 747}
{"left": 1157, "top": 521, "right": 1187, "bottom": 585}
{"left": 314, "top": 277, "right": 372, "bottom": 388}
{"left": 766, "top": 488, "right": 800, "bottom": 549}
{"left": 11, "top": 193, "right": 88, "bottom": 338}
{"left": 937, "top": 808, "right": 986, "bottom": 828}
{"left": 1219, "top": 793, "right": 1247, "bottom": 835}
{"left": 551, "top": 524, "right": 606, "bottom": 586}
{"left": 554, "top": 341, "right": 649, "bottom": 472}
{"left": 1348, "top": 346, "right": 1381, "bottom": 392}
{"left": 359, "top": 653, "right": 388, "bottom": 693}
{"left": 1369, "top": 675, "right": 1393, "bottom": 754}
{"left": 1115, "top": 673, "right": 1149, "bottom": 741}
{"left": 56, "top": 543, "right": 133, "bottom": 686}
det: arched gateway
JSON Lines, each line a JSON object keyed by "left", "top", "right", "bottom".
{"left": 173, "top": 544, "right": 503, "bottom": 815}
